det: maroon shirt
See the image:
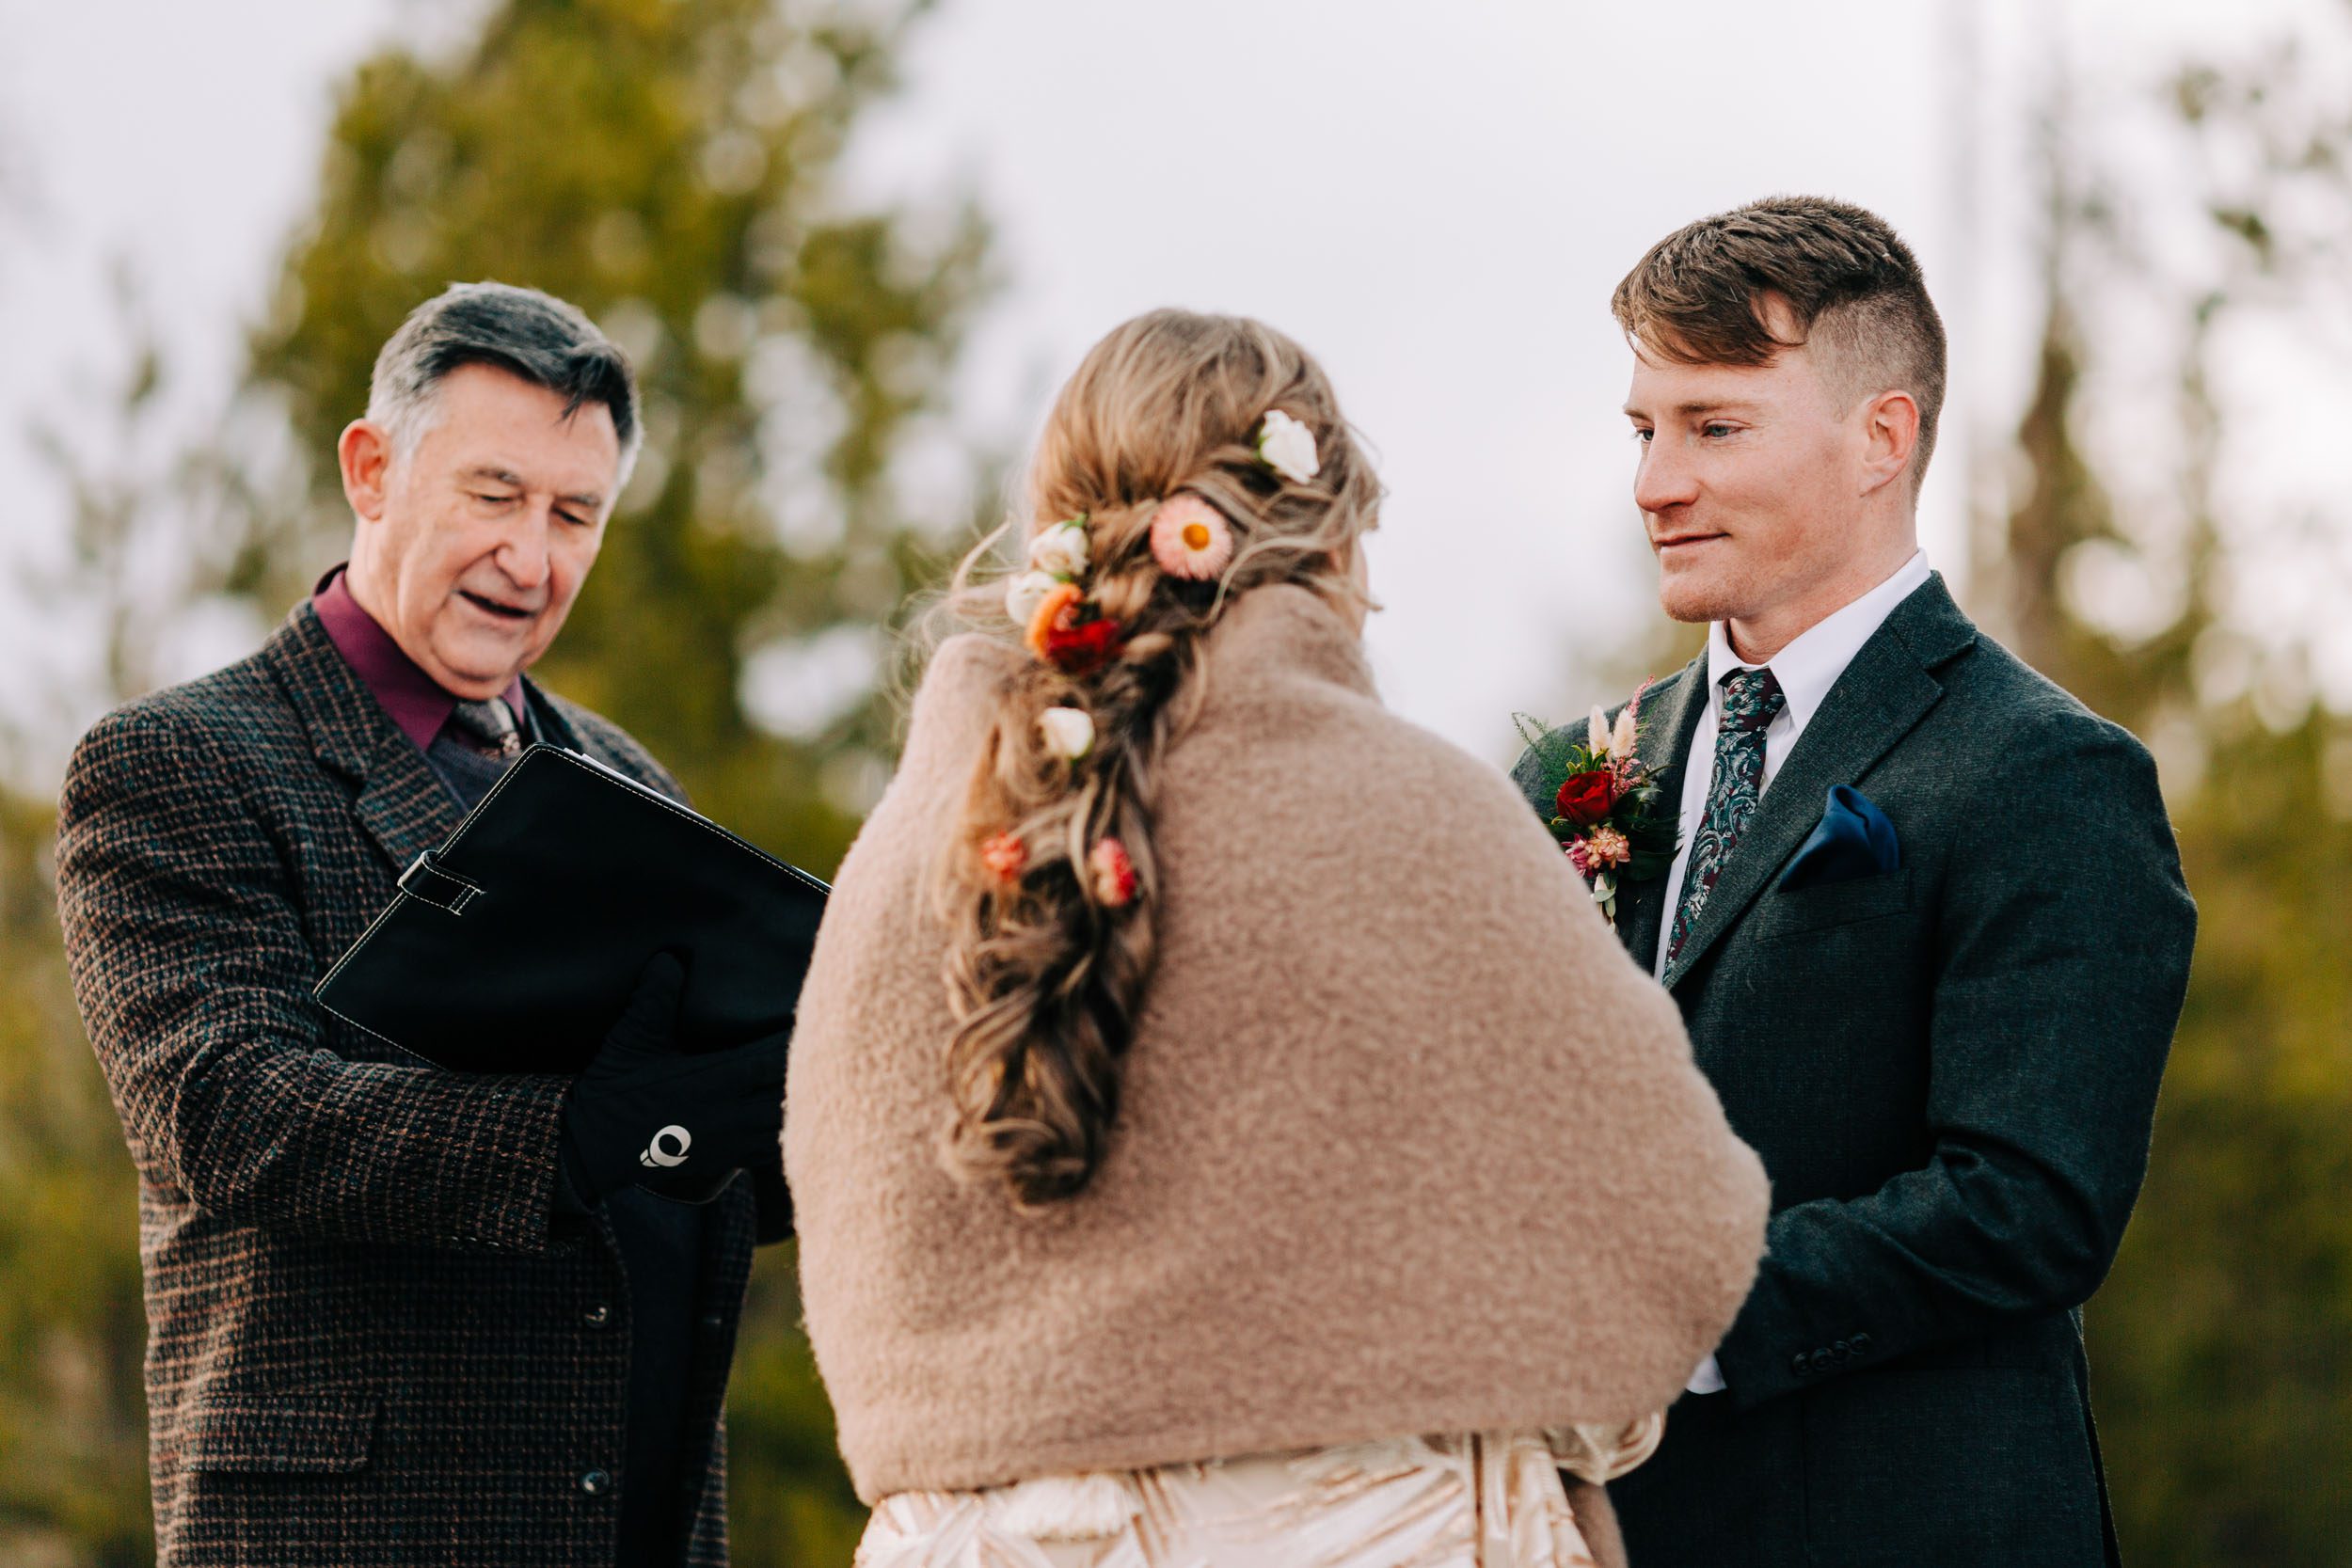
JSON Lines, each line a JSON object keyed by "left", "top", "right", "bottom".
{"left": 310, "top": 565, "right": 524, "bottom": 751}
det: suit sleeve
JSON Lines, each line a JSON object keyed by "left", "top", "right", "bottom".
{"left": 1712, "top": 711, "right": 2197, "bottom": 1407}
{"left": 56, "top": 704, "right": 573, "bottom": 1252}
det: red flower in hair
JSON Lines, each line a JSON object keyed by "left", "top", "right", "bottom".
{"left": 1023, "top": 581, "right": 1126, "bottom": 675}
{"left": 1045, "top": 616, "right": 1127, "bottom": 676}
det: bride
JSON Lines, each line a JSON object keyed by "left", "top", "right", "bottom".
{"left": 784, "top": 309, "right": 1768, "bottom": 1567}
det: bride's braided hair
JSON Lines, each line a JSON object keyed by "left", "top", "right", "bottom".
{"left": 931, "top": 309, "right": 1382, "bottom": 1209}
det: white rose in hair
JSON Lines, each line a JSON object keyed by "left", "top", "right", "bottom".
{"left": 1037, "top": 706, "right": 1095, "bottom": 760}
{"left": 1027, "top": 520, "right": 1091, "bottom": 579}
{"left": 1006, "top": 570, "right": 1061, "bottom": 626}
{"left": 1256, "top": 408, "right": 1321, "bottom": 484}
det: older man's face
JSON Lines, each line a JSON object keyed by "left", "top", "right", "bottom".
{"left": 342, "top": 362, "right": 620, "bottom": 700}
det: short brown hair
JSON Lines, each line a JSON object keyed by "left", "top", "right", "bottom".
{"left": 1613, "top": 196, "right": 1947, "bottom": 487}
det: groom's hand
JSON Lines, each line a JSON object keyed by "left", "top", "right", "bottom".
{"left": 560, "top": 953, "right": 787, "bottom": 1202}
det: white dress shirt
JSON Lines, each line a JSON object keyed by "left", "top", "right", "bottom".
{"left": 1666, "top": 549, "right": 1932, "bottom": 1395}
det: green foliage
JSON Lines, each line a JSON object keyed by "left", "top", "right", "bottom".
{"left": 1989, "top": 53, "right": 2352, "bottom": 1562}
{"left": 0, "top": 797, "right": 149, "bottom": 1568}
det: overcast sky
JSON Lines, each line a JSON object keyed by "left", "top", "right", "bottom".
{"left": 1, "top": 0, "right": 2335, "bottom": 778}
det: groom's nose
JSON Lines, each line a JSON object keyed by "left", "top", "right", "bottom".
{"left": 1633, "top": 440, "right": 1700, "bottom": 515}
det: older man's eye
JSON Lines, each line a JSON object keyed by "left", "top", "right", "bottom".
{"left": 472, "top": 492, "right": 517, "bottom": 507}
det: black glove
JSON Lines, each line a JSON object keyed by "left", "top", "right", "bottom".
{"left": 560, "top": 953, "right": 787, "bottom": 1204}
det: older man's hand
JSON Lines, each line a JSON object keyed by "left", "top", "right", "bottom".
{"left": 560, "top": 953, "right": 787, "bottom": 1204}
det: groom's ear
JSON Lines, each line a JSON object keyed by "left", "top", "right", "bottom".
{"left": 1857, "top": 389, "right": 1921, "bottom": 498}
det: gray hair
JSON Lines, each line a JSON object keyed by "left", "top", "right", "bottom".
{"left": 366, "top": 281, "right": 644, "bottom": 493}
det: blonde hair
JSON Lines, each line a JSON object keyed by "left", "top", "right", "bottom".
{"left": 930, "top": 309, "right": 1381, "bottom": 1209}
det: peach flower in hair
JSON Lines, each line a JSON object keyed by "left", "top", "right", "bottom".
{"left": 980, "top": 831, "right": 1027, "bottom": 885}
{"left": 1149, "top": 495, "right": 1235, "bottom": 581}
{"left": 1024, "top": 581, "right": 1083, "bottom": 659}
{"left": 1088, "top": 837, "right": 1137, "bottom": 907}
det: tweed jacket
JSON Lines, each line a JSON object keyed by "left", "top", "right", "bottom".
{"left": 56, "top": 603, "right": 765, "bottom": 1568}
{"left": 1514, "top": 577, "right": 2196, "bottom": 1568}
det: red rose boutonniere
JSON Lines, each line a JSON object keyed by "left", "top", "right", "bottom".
{"left": 1514, "top": 681, "right": 1681, "bottom": 928}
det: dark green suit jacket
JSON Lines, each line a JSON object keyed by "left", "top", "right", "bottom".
{"left": 1513, "top": 577, "right": 2195, "bottom": 1568}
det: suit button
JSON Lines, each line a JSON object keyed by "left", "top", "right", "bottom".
{"left": 1808, "top": 1351, "right": 1832, "bottom": 1374}
{"left": 1851, "top": 1332, "right": 1872, "bottom": 1354}
{"left": 1790, "top": 1352, "right": 1811, "bottom": 1377}
{"left": 582, "top": 1303, "right": 612, "bottom": 1327}
{"left": 580, "top": 1468, "right": 611, "bottom": 1497}
{"left": 1832, "top": 1339, "right": 1852, "bottom": 1362}
{"left": 698, "top": 1313, "right": 723, "bottom": 1331}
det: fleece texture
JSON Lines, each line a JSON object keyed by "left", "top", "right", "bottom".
{"left": 785, "top": 584, "right": 1770, "bottom": 1504}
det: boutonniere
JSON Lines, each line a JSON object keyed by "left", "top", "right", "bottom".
{"left": 1514, "top": 682, "right": 1681, "bottom": 928}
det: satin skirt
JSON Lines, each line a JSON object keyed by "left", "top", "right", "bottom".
{"left": 853, "top": 1418, "right": 1664, "bottom": 1568}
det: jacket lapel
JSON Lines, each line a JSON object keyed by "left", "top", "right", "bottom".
{"left": 262, "top": 604, "right": 464, "bottom": 879}
{"left": 1660, "top": 576, "right": 1978, "bottom": 992}
{"left": 1617, "top": 655, "right": 1710, "bottom": 975}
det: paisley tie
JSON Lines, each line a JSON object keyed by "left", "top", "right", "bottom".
{"left": 1666, "top": 665, "right": 1786, "bottom": 966}
{"left": 448, "top": 697, "right": 523, "bottom": 759}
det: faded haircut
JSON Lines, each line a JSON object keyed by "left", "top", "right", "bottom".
{"left": 1613, "top": 196, "right": 1947, "bottom": 489}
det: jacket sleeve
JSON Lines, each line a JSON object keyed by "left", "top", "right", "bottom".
{"left": 55, "top": 703, "right": 573, "bottom": 1252}
{"left": 1713, "top": 711, "right": 2197, "bottom": 1407}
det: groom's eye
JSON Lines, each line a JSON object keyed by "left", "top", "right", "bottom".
{"left": 1701, "top": 422, "right": 1738, "bottom": 439}
{"left": 1631, "top": 428, "right": 1654, "bottom": 444}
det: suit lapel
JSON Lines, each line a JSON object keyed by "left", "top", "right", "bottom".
{"left": 1660, "top": 576, "right": 1978, "bottom": 992}
{"left": 1618, "top": 656, "right": 1710, "bottom": 975}
{"left": 263, "top": 604, "right": 464, "bottom": 879}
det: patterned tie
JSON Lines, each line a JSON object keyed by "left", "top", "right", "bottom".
{"left": 1666, "top": 666, "right": 1787, "bottom": 966}
{"left": 447, "top": 697, "right": 523, "bottom": 759}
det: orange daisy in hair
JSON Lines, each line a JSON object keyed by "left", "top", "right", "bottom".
{"left": 1024, "top": 581, "right": 1082, "bottom": 659}
{"left": 1149, "top": 495, "right": 1235, "bottom": 580}
{"left": 1088, "top": 837, "right": 1137, "bottom": 908}
{"left": 980, "top": 831, "right": 1027, "bottom": 885}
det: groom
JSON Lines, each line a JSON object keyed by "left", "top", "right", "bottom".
{"left": 1517, "top": 198, "right": 2195, "bottom": 1566}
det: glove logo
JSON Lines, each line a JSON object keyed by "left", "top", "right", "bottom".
{"left": 640, "top": 1124, "right": 692, "bottom": 1168}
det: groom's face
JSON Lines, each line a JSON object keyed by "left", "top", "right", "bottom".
{"left": 1623, "top": 322, "right": 1862, "bottom": 630}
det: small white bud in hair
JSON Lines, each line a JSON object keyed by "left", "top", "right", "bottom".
{"left": 1256, "top": 408, "right": 1320, "bottom": 484}
{"left": 1037, "top": 706, "right": 1095, "bottom": 761}
{"left": 1006, "top": 570, "right": 1062, "bottom": 626}
{"left": 1026, "top": 519, "right": 1091, "bottom": 579}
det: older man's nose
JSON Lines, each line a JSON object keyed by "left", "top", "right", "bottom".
{"left": 496, "top": 511, "right": 555, "bottom": 594}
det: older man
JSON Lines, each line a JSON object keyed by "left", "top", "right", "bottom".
{"left": 56, "top": 283, "right": 787, "bottom": 1568}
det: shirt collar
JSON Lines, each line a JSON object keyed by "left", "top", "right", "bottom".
{"left": 1705, "top": 549, "right": 1933, "bottom": 730}
{"left": 310, "top": 564, "right": 526, "bottom": 753}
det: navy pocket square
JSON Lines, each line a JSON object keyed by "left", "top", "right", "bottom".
{"left": 1779, "top": 784, "right": 1900, "bottom": 891}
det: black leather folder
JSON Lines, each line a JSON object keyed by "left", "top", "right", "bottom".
{"left": 315, "top": 744, "right": 829, "bottom": 1075}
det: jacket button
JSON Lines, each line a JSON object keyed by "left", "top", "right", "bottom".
{"left": 1790, "top": 1352, "right": 1811, "bottom": 1377}
{"left": 1832, "top": 1339, "right": 1852, "bottom": 1362}
{"left": 1851, "top": 1332, "right": 1872, "bottom": 1354}
{"left": 582, "top": 1304, "right": 612, "bottom": 1327}
{"left": 580, "top": 1469, "right": 611, "bottom": 1497}
{"left": 698, "top": 1313, "right": 723, "bottom": 1331}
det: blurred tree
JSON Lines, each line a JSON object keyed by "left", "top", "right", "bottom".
{"left": 242, "top": 0, "right": 993, "bottom": 876}
{"left": 1982, "top": 58, "right": 2352, "bottom": 1567}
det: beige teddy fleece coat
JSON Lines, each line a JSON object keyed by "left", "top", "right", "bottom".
{"left": 786, "top": 583, "right": 1769, "bottom": 1512}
